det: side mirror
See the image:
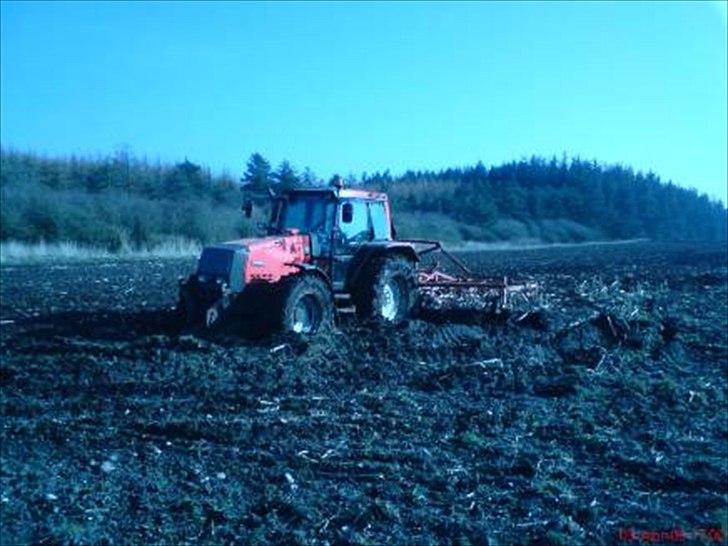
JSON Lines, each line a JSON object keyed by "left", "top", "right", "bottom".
{"left": 242, "top": 199, "right": 253, "bottom": 218}
{"left": 342, "top": 202, "right": 353, "bottom": 223}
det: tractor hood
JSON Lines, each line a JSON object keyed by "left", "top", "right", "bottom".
{"left": 196, "top": 233, "right": 311, "bottom": 291}
{"left": 222, "top": 233, "right": 308, "bottom": 254}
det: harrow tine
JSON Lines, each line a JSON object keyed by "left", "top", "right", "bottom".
{"left": 403, "top": 239, "right": 538, "bottom": 314}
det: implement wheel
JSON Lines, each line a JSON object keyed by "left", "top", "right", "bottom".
{"left": 280, "top": 275, "right": 334, "bottom": 334}
{"left": 355, "top": 255, "right": 418, "bottom": 324}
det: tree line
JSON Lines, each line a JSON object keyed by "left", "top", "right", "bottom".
{"left": 368, "top": 157, "right": 727, "bottom": 242}
{"left": 0, "top": 148, "right": 725, "bottom": 249}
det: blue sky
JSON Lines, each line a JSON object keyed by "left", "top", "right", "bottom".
{"left": 1, "top": 1, "right": 726, "bottom": 201}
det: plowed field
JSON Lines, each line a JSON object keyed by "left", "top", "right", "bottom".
{"left": 1, "top": 242, "right": 726, "bottom": 545}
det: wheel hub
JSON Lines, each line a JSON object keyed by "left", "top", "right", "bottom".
{"left": 292, "top": 294, "right": 321, "bottom": 333}
{"left": 380, "top": 279, "right": 404, "bottom": 321}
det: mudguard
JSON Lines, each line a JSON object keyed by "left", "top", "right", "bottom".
{"left": 289, "top": 262, "right": 332, "bottom": 287}
{"left": 345, "top": 241, "right": 418, "bottom": 292}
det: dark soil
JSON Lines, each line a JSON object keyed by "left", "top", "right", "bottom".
{"left": 1, "top": 241, "right": 726, "bottom": 545}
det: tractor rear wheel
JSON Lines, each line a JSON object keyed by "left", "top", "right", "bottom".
{"left": 355, "top": 255, "right": 418, "bottom": 324}
{"left": 280, "top": 275, "right": 334, "bottom": 334}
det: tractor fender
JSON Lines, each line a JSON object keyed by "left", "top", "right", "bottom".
{"left": 288, "top": 262, "right": 333, "bottom": 289}
{"left": 345, "top": 242, "right": 418, "bottom": 291}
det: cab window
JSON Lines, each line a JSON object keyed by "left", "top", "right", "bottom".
{"left": 278, "top": 195, "right": 333, "bottom": 233}
{"left": 368, "top": 201, "right": 389, "bottom": 240}
{"left": 339, "top": 199, "right": 370, "bottom": 245}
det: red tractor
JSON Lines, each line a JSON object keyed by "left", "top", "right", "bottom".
{"left": 179, "top": 184, "right": 533, "bottom": 334}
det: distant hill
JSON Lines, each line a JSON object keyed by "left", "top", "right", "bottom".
{"left": 0, "top": 149, "right": 725, "bottom": 251}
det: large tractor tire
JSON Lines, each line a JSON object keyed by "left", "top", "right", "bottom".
{"left": 177, "top": 284, "right": 202, "bottom": 327}
{"left": 354, "top": 255, "right": 418, "bottom": 324}
{"left": 280, "top": 274, "right": 335, "bottom": 334}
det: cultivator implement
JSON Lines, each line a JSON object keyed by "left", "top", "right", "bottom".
{"left": 406, "top": 240, "right": 539, "bottom": 314}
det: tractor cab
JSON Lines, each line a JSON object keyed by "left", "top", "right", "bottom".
{"left": 268, "top": 187, "right": 392, "bottom": 243}
{"left": 266, "top": 188, "right": 395, "bottom": 288}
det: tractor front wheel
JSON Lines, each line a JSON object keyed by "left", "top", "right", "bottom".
{"left": 355, "top": 255, "right": 418, "bottom": 324}
{"left": 178, "top": 283, "right": 201, "bottom": 326}
{"left": 280, "top": 275, "right": 334, "bottom": 334}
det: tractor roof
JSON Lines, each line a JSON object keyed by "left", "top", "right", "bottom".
{"left": 283, "top": 187, "right": 387, "bottom": 201}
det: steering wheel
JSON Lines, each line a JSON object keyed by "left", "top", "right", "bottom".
{"left": 345, "top": 230, "right": 371, "bottom": 245}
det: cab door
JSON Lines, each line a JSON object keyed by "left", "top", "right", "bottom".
{"left": 367, "top": 200, "right": 392, "bottom": 240}
{"left": 332, "top": 199, "right": 371, "bottom": 289}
